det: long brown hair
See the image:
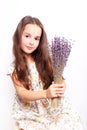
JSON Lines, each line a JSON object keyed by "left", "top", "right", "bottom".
{"left": 12, "top": 15, "right": 53, "bottom": 89}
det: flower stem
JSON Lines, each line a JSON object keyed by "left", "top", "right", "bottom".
{"left": 51, "top": 76, "right": 62, "bottom": 108}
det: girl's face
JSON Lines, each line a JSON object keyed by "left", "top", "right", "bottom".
{"left": 20, "top": 24, "right": 42, "bottom": 55}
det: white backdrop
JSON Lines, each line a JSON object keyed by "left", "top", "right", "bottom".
{"left": 0, "top": 0, "right": 87, "bottom": 130}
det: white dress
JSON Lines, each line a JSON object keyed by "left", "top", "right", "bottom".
{"left": 8, "top": 62, "right": 83, "bottom": 130}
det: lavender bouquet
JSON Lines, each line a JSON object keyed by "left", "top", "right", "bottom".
{"left": 50, "top": 36, "right": 73, "bottom": 108}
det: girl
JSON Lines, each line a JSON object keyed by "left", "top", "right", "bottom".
{"left": 8, "top": 16, "right": 83, "bottom": 130}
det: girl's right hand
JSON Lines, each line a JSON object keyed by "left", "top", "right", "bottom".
{"left": 46, "top": 82, "right": 65, "bottom": 99}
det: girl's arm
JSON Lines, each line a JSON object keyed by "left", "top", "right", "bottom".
{"left": 10, "top": 74, "right": 47, "bottom": 102}
{"left": 10, "top": 74, "right": 66, "bottom": 102}
{"left": 15, "top": 86, "right": 47, "bottom": 101}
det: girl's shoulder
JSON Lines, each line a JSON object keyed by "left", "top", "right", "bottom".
{"left": 7, "top": 62, "right": 15, "bottom": 75}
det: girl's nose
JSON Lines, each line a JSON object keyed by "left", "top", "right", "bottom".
{"left": 30, "top": 38, "right": 34, "bottom": 45}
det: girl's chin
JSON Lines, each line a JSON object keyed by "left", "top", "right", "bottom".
{"left": 24, "top": 51, "right": 34, "bottom": 55}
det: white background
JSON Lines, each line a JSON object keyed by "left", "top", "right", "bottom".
{"left": 0, "top": 0, "right": 87, "bottom": 130}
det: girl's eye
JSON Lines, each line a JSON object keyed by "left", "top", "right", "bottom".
{"left": 25, "top": 35, "right": 29, "bottom": 38}
{"left": 35, "top": 37, "right": 40, "bottom": 41}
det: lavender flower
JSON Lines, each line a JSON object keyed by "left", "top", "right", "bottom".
{"left": 50, "top": 36, "right": 73, "bottom": 108}
{"left": 50, "top": 36, "right": 72, "bottom": 83}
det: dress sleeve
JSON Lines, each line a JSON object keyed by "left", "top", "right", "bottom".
{"left": 7, "top": 63, "right": 15, "bottom": 75}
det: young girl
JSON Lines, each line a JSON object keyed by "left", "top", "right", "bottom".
{"left": 8, "top": 16, "right": 83, "bottom": 130}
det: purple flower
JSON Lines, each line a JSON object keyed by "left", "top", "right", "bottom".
{"left": 50, "top": 36, "right": 73, "bottom": 83}
{"left": 49, "top": 36, "right": 73, "bottom": 108}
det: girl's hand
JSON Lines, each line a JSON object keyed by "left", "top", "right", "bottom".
{"left": 46, "top": 80, "right": 66, "bottom": 98}
{"left": 57, "top": 79, "right": 66, "bottom": 98}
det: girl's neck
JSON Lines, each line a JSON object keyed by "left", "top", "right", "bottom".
{"left": 26, "top": 55, "right": 35, "bottom": 64}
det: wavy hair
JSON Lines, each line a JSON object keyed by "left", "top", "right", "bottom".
{"left": 12, "top": 16, "right": 53, "bottom": 89}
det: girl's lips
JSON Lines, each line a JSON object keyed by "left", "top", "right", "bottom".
{"left": 26, "top": 46, "right": 33, "bottom": 50}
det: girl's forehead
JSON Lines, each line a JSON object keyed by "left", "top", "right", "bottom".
{"left": 23, "top": 24, "right": 42, "bottom": 36}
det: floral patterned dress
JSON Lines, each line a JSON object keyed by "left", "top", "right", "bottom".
{"left": 8, "top": 62, "right": 83, "bottom": 130}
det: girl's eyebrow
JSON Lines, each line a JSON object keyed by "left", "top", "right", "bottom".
{"left": 24, "top": 32, "right": 41, "bottom": 38}
{"left": 35, "top": 36, "right": 41, "bottom": 38}
{"left": 24, "top": 32, "right": 31, "bottom": 35}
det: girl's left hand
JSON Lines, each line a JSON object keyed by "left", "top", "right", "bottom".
{"left": 52, "top": 79, "right": 66, "bottom": 98}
